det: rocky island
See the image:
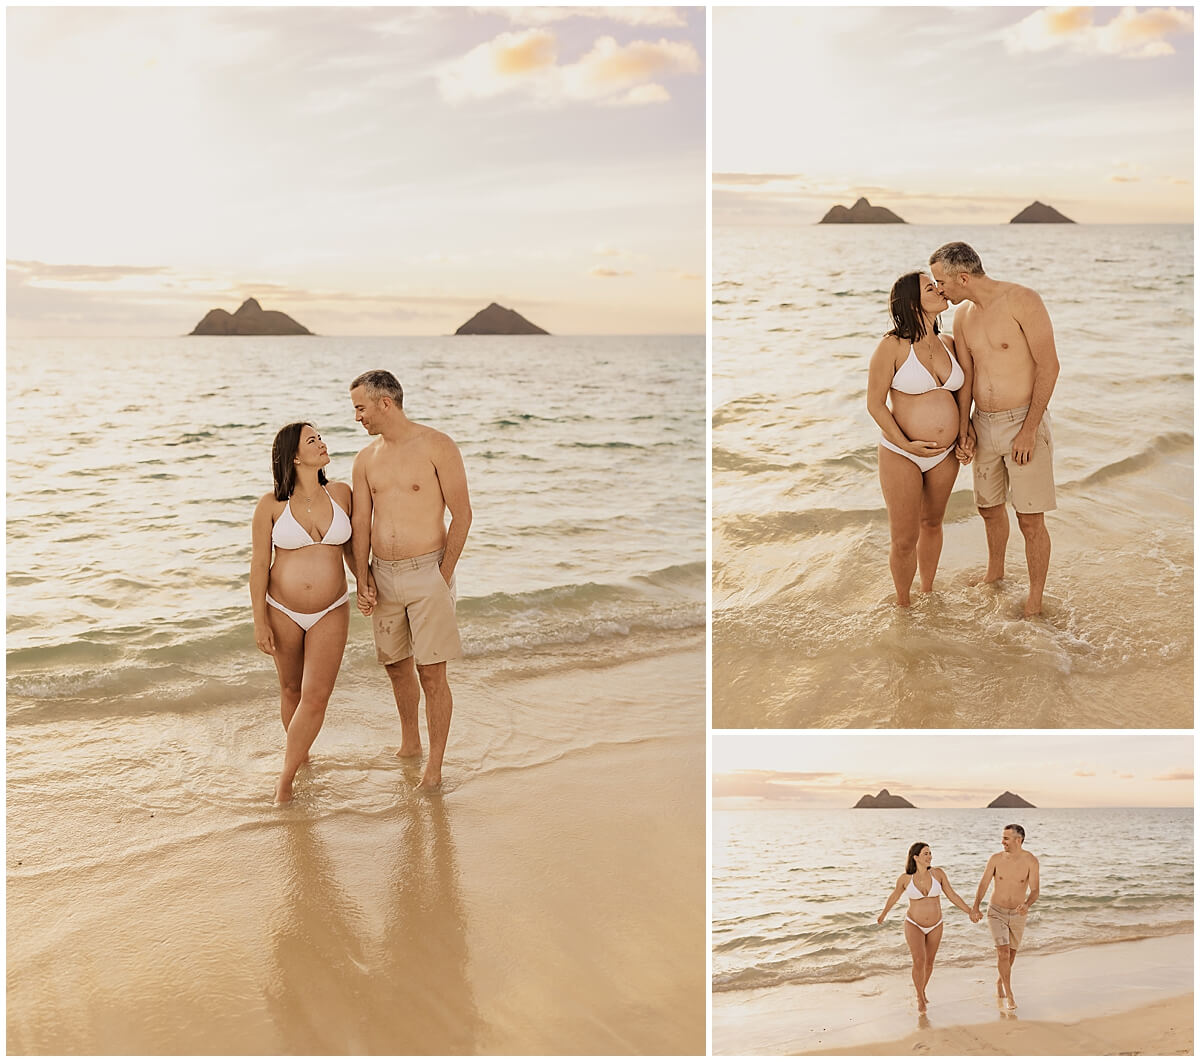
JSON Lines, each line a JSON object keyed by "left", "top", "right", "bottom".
{"left": 853, "top": 788, "right": 916, "bottom": 808}
{"left": 819, "top": 197, "right": 905, "bottom": 224}
{"left": 987, "top": 791, "right": 1036, "bottom": 808}
{"left": 189, "top": 298, "right": 312, "bottom": 336}
{"left": 1010, "top": 201, "right": 1075, "bottom": 224}
{"left": 455, "top": 302, "right": 548, "bottom": 335}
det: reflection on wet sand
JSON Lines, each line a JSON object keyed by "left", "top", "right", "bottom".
{"left": 265, "top": 798, "right": 479, "bottom": 1052}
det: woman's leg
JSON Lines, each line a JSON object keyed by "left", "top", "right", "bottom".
{"left": 269, "top": 608, "right": 305, "bottom": 731}
{"left": 916, "top": 455, "right": 961, "bottom": 591}
{"left": 903, "top": 919, "right": 929, "bottom": 1011}
{"left": 921, "top": 921, "right": 944, "bottom": 997}
{"left": 275, "top": 603, "right": 350, "bottom": 804}
{"left": 879, "top": 446, "right": 924, "bottom": 607}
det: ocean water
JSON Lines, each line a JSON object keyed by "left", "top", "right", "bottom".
{"left": 712, "top": 805, "right": 1193, "bottom": 994}
{"left": 712, "top": 224, "right": 1193, "bottom": 727}
{"left": 7, "top": 335, "right": 705, "bottom": 821}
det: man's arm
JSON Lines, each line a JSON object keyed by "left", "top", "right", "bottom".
{"left": 972, "top": 854, "right": 997, "bottom": 912}
{"left": 1019, "top": 855, "right": 1040, "bottom": 914}
{"left": 350, "top": 449, "right": 375, "bottom": 614}
{"left": 1012, "top": 288, "right": 1060, "bottom": 465}
{"left": 433, "top": 434, "right": 472, "bottom": 583}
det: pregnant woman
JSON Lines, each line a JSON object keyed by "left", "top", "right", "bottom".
{"left": 877, "top": 841, "right": 977, "bottom": 1013}
{"left": 250, "top": 422, "right": 355, "bottom": 804}
{"left": 867, "top": 271, "right": 972, "bottom": 606}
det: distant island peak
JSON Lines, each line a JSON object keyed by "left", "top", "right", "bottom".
{"left": 1010, "top": 201, "right": 1075, "bottom": 224}
{"left": 189, "top": 298, "right": 312, "bottom": 336}
{"left": 455, "top": 302, "right": 548, "bottom": 335}
{"left": 853, "top": 788, "right": 916, "bottom": 808}
{"left": 819, "top": 197, "right": 906, "bottom": 224}
{"left": 987, "top": 791, "right": 1036, "bottom": 808}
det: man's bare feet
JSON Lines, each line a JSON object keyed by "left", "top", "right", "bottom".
{"left": 395, "top": 744, "right": 422, "bottom": 759}
{"left": 1022, "top": 596, "right": 1043, "bottom": 618}
{"left": 968, "top": 569, "right": 1004, "bottom": 587}
{"left": 996, "top": 977, "right": 1006, "bottom": 998}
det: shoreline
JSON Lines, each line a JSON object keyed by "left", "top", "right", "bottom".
{"left": 713, "top": 933, "right": 1193, "bottom": 1055}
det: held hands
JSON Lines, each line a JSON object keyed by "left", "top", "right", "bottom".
{"left": 1010, "top": 425, "right": 1036, "bottom": 466}
{"left": 356, "top": 575, "right": 377, "bottom": 617}
{"left": 955, "top": 424, "right": 977, "bottom": 465}
{"left": 969, "top": 906, "right": 982, "bottom": 924}
{"left": 254, "top": 621, "right": 276, "bottom": 656}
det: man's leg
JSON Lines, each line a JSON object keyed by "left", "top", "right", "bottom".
{"left": 1016, "top": 511, "right": 1050, "bottom": 616}
{"left": 385, "top": 656, "right": 423, "bottom": 758}
{"left": 995, "top": 945, "right": 1015, "bottom": 1007}
{"left": 416, "top": 661, "right": 452, "bottom": 789}
{"left": 977, "top": 504, "right": 1008, "bottom": 583}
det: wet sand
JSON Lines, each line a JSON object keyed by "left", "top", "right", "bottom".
{"left": 812, "top": 993, "right": 1193, "bottom": 1055}
{"left": 713, "top": 933, "right": 1193, "bottom": 1055}
{"left": 7, "top": 655, "right": 705, "bottom": 1054}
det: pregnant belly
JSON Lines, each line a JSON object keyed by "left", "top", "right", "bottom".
{"left": 891, "top": 390, "right": 959, "bottom": 449}
{"left": 268, "top": 548, "right": 348, "bottom": 611}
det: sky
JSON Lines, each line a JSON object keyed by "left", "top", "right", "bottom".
{"left": 7, "top": 6, "right": 705, "bottom": 337}
{"left": 714, "top": 5, "right": 1194, "bottom": 224}
{"left": 712, "top": 733, "right": 1194, "bottom": 808}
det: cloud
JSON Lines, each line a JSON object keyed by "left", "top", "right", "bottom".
{"left": 1005, "top": 6, "right": 1194, "bottom": 59}
{"left": 1114, "top": 770, "right": 1135, "bottom": 779}
{"left": 437, "top": 29, "right": 699, "bottom": 107}
{"left": 593, "top": 244, "right": 624, "bottom": 257}
{"left": 1073, "top": 768, "right": 1096, "bottom": 777}
{"left": 9, "top": 260, "right": 172, "bottom": 283}
{"left": 489, "top": 7, "right": 688, "bottom": 29}
{"left": 590, "top": 266, "right": 633, "bottom": 278}
{"left": 712, "top": 172, "right": 807, "bottom": 187}
{"left": 1153, "top": 768, "right": 1194, "bottom": 781}
{"left": 1109, "top": 175, "right": 1141, "bottom": 183}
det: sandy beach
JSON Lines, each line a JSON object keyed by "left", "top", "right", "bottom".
{"left": 7, "top": 648, "right": 706, "bottom": 1054}
{"left": 712, "top": 933, "right": 1193, "bottom": 1056}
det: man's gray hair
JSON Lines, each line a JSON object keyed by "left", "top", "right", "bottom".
{"left": 350, "top": 369, "right": 403, "bottom": 407}
{"left": 930, "top": 241, "right": 985, "bottom": 277}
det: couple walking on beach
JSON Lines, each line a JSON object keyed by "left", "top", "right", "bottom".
{"left": 867, "top": 241, "right": 1058, "bottom": 617}
{"left": 250, "top": 370, "right": 471, "bottom": 803}
{"left": 878, "top": 825, "right": 1040, "bottom": 1013}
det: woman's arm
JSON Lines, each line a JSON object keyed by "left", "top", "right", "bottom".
{"left": 877, "top": 875, "right": 907, "bottom": 924}
{"left": 934, "top": 868, "right": 974, "bottom": 917}
{"left": 867, "top": 338, "right": 939, "bottom": 454}
{"left": 329, "top": 481, "right": 356, "bottom": 576}
{"left": 250, "top": 494, "right": 277, "bottom": 655}
{"left": 945, "top": 328, "right": 975, "bottom": 461}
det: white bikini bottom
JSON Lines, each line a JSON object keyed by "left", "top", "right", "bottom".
{"left": 266, "top": 591, "right": 349, "bottom": 632}
{"left": 905, "top": 916, "right": 943, "bottom": 936}
{"left": 880, "top": 436, "right": 953, "bottom": 473}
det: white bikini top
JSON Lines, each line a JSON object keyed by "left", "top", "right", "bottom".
{"left": 905, "top": 872, "right": 944, "bottom": 900}
{"left": 891, "top": 335, "right": 964, "bottom": 395}
{"left": 272, "top": 487, "right": 351, "bottom": 550}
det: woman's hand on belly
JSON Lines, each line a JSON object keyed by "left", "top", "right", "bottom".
{"left": 891, "top": 390, "right": 959, "bottom": 449}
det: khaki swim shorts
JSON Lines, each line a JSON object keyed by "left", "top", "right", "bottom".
{"left": 972, "top": 406, "right": 1056, "bottom": 514}
{"left": 370, "top": 550, "right": 462, "bottom": 666}
{"left": 987, "top": 903, "right": 1027, "bottom": 949}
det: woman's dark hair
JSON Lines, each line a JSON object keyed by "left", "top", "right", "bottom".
{"left": 905, "top": 841, "right": 929, "bottom": 875}
{"left": 886, "top": 271, "right": 940, "bottom": 343}
{"left": 271, "top": 421, "right": 328, "bottom": 501}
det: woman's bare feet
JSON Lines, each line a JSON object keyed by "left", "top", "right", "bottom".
{"left": 274, "top": 777, "right": 294, "bottom": 805}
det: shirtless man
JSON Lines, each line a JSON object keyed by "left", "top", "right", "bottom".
{"left": 349, "top": 369, "right": 472, "bottom": 790}
{"left": 971, "top": 824, "right": 1040, "bottom": 1009}
{"left": 929, "top": 242, "right": 1060, "bottom": 616}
